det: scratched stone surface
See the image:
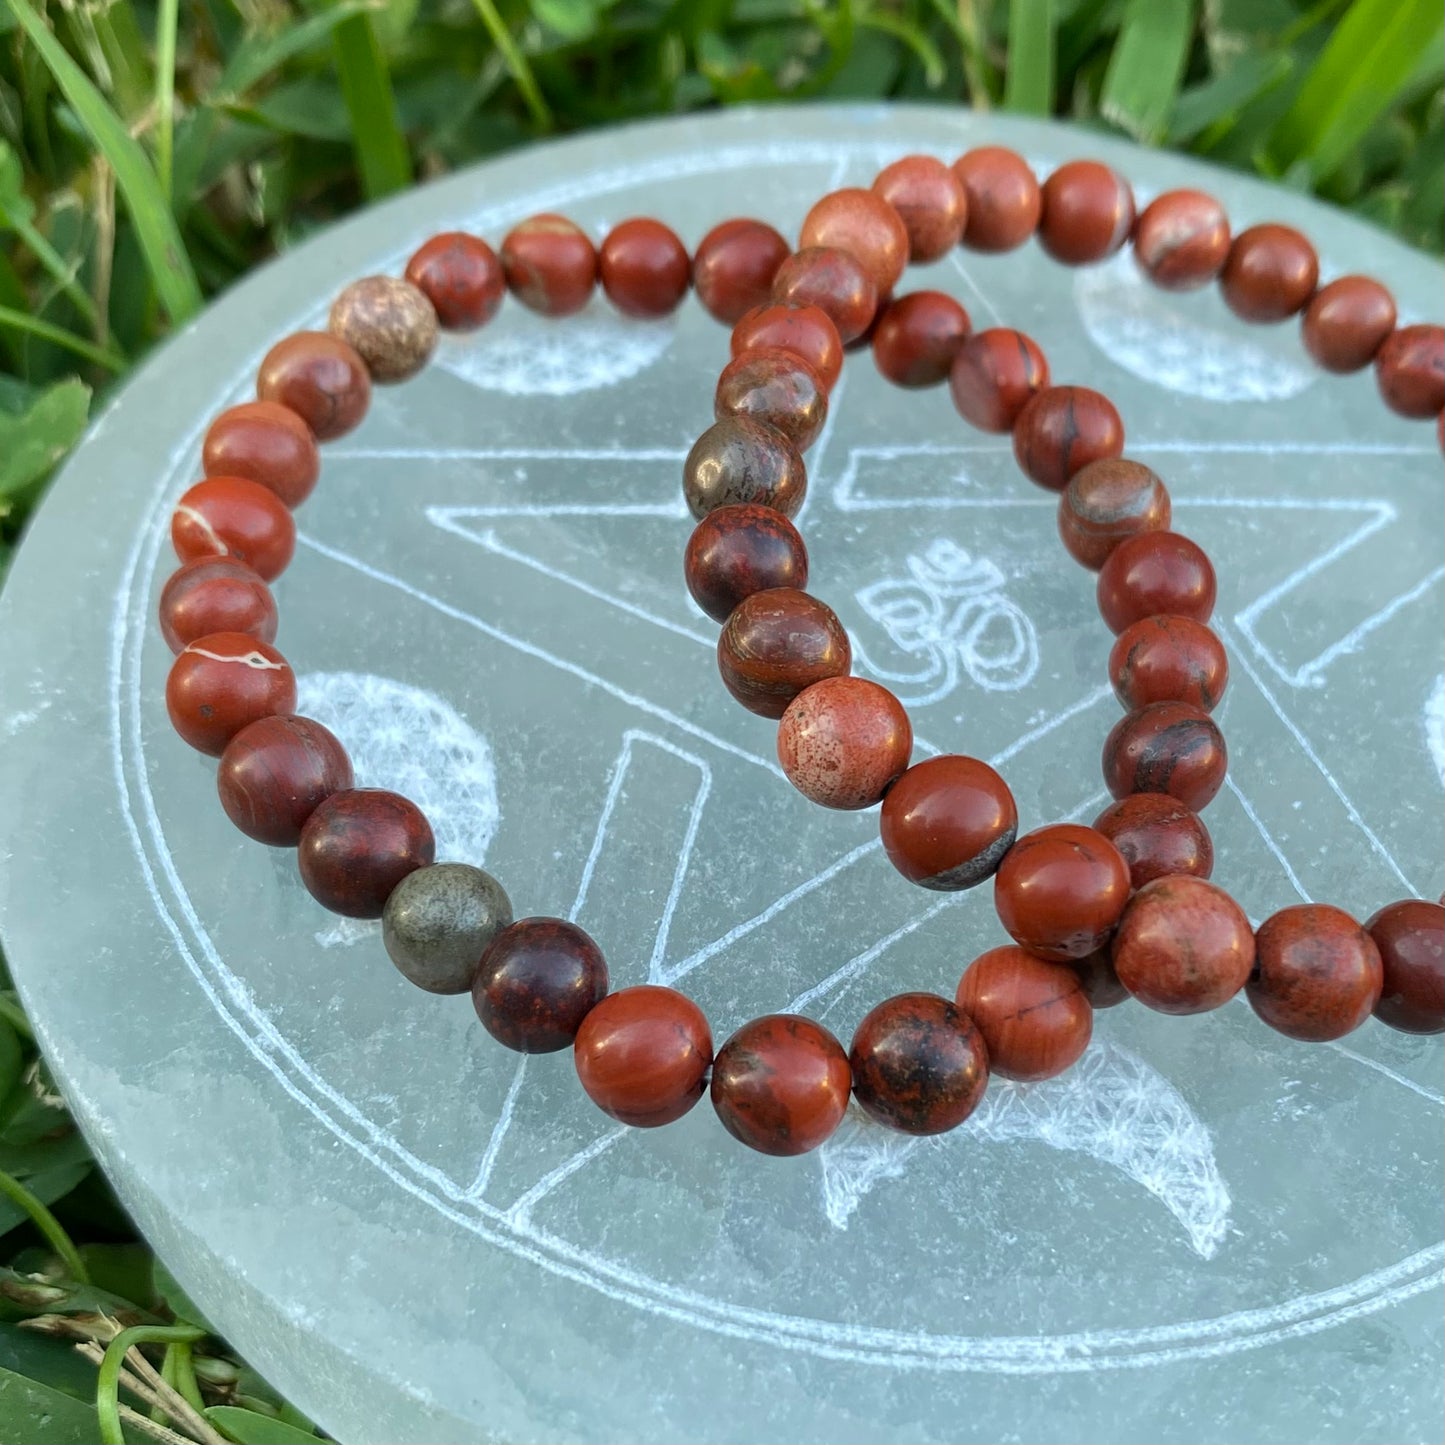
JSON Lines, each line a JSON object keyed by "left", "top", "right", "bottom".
{"left": 0, "top": 107, "right": 1442, "bottom": 1445}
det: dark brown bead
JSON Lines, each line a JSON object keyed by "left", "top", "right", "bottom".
{"left": 1012, "top": 386, "right": 1124, "bottom": 492}
{"left": 404, "top": 231, "right": 505, "bottom": 330}
{"left": 993, "top": 823, "right": 1131, "bottom": 962}
{"left": 598, "top": 217, "right": 690, "bottom": 318}
{"left": 256, "top": 332, "right": 371, "bottom": 440}
{"left": 800, "top": 188, "right": 910, "bottom": 294}
{"left": 716, "top": 588, "right": 850, "bottom": 719}
{"left": 871, "top": 291, "right": 971, "bottom": 387}
{"left": 731, "top": 303, "right": 843, "bottom": 391}
{"left": 682, "top": 417, "right": 806, "bottom": 521}
{"left": 1367, "top": 899, "right": 1445, "bottom": 1034}
{"left": 710, "top": 1014, "right": 852, "bottom": 1156}
{"left": 684, "top": 504, "right": 808, "bottom": 624}
{"left": 714, "top": 347, "right": 827, "bottom": 451}
{"left": 328, "top": 275, "right": 438, "bottom": 383}
{"left": 1301, "top": 276, "right": 1397, "bottom": 373}
{"left": 1220, "top": 224, "right": 1318, "bottom": 323}
{"left": 1375, "top": 324, "right": 1445, "bottom": 418}
{"left": 500, "top": 214, "right": 597, "bottom": 317}
{"left": 1058, "top": 458, "right": 1171, "bottom": 570}
{"left": 1067, "top": 947, "right": 1130, "bottom": 1009}
{"left": 1109, "top": 614, "right": 1228, "bottom": 712}
{"left": 1092, "top": 792, "right": 1214, "bottom": 890}
{"left": 1102, "top": 701, "right": 1227, "bottom": 812}
{"left": 879, "top": 754, "right": 1017, "bottom": 890}
{"left": 777, "top": 676, "right": 912, "bottom": 811}
{"left": 217, "top": 714, "right": 353, "bottom": 847}
{"left": 956, "top": 945, "right": 1092, "bottom": 1082}
{"left": 952, "top": 147, "right": 1041, "bottom": 253}
{"left": 297, "top": 788, "right": 435, "bottom": 919}
{"left": 872, "top": 155, "right": 968, "bottom": 263}
{"left": 769, "top": 247, "right": 878, "bottom": 344}
{"left": 172, "top": 477, "right": 295, "bottom": 582}
{"left": 165, "top": 632, "right": 296, "bottom": 756}
{"left": 692, "top": 218, "right": 790, "bottom": 324}
{"left": 1038, "top": 160, "right": 1134, "bottom": 266}
{"left": 158, "top": 557, "right": 277, "bottom": 654}
{"left": 1097, "top": 531, "right": 1217, "bottom": 634}
{"left": 471, "top": 917, "right": 609, "bottom": 1054}
{"left": 1112, "top": 876, "right": 1254, "bottom": 1014}
{"left": 202, "top": 402, "right": 320, "bottom": 509}
{"left": 1132, "top": 189, "right": 1231, "bottom": 291}
{"left": 1248, "top": 904, "right": 1383, "bottom": 1042}
{"left": 849, "top": 992, "right": 989, "bottom": 1135}
{"left": 949, "top": 328, "right": 1050, "bottom": 432}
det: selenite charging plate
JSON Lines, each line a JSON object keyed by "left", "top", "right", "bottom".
{"left": 0, "top": 105, "right": 1442, "bottom": 1445}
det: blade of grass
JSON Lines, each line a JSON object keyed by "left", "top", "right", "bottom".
{"left": 1167, "top": 49, "right": 1292, "bottom": 145}
{"left": 154, "top": 0, "right": 179, "bottom": 201}
{"left": 0, "top": 306, "right": 126, "bottom": 371}
{"left": 857, "top": 11, "right": 946, "bottom": 86}
{"left": 1099, "top": 0, "right": 1195, "bottom": 143}
{"left": 213, "top": 0, "right": 379, "bottom": 100}
{"left": 468, "top": 0, "right": 554, "bottom": 130}
{"left": 331, "top": 10, "right": 412, "bottom": 198}
{"left": 1004, "top": 0, "right": 1054, "bottom": 115}
{"left": 0, "top": 1165, "right": 90, "bottom": 1284}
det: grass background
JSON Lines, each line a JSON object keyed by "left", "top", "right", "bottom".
{"left": 0, "top": 0, "right": 1441, "bottom": 1440}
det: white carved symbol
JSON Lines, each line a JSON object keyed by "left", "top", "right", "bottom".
{"left": 1427, "top": 674, "right": 1445, "bottom": 786}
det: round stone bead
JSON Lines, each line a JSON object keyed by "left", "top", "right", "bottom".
{"left": 871, "top": 155, "right": 967, "bottom": 263}
{"left": 955, "top": 945, "right": 1092, "bottom": 1082}
{"left": 1109, "top": 614, "right": 1229, "bottom": 712}
{"left": 777, "top": 676, "right": 912, "bottom": 811}
{"left": 714, "top": 347, "right": 828, "bottom": 451}
{"left": 404, "top": 231, "right": 505, "bottom": 330}
{"left": 682, "top": 417, "right": 806, "bottom": 521}
{"left": 994, "top": 823, "right": 1131, "bottom": 962}
{"left": 217, "top": 714, "right": 353, "bottom": 846}
{"left": 730, "top": 303, "right": 843, "bottom": 391}
{"left": 158, "top": 557, "right": 277, "bottom": 654}
{"left": 684, "top": 504, "right": 808, "bottom": 624}
{"left": 1092, "top": 792, "right": 1214, "bottom": 890}
{"left": 500, "top": 214, "right": 597, "bottom": 316}
{"left": 849, "top": 992, "right": 989, "bottom": 1135}
{"left": 383, "top": 862, "right": 514, "bottom": 995}
{"left": 952, "top": 147, "right": 1041, "bottom": 253}
{"left": 871, "top": 291, "right": 971, "bottom": 387}
{"left": 472, "top": 916, "right": 608, "bottom": 1052}
{"left": 256, "top": 331, "right": 370, "bottom": 440}
{"left": 1132, "top": 189, "right": 1231, "bottom": 290}
{"left": 1067, "top": 947, "right": 1130, "bottom": 1009}
{"left": 710, "top": 1014, "right": 852, "bottom": 1156}
{"left": 297, "top": 788, "right": 435, "bottom": 919}
{"left": 1012, "top": 385, "right": 1125, "bottom": 492}
{"left": 1375, "top": 324, "right": 1445, "bottom": 418}
{"left": 1097, "top": 531, "right": 1217, "bottom": 634}
{"left": 1367, "top": 899, "right": 1445, "bottom": 1034}
{"left": 1247, "top": 904, "right": 1383, "bottom": 1042}
{"left": 573, "top": 985, "right": 712, "bottom": 1128}
{"left": 202, "top": 401, "right": 319, "bottom": 508}
{"left": 598, "top": 218, "right": 690, "bottom": 318}
{"left": 1102, "top": 701, "right": 1227, "bottom": 812}
{"left": 1112, "top": 876, "right": 1255, "bottom": 1014}
{"left": 328, "top": 275, "right": 439, "bottom": 384}
{"left": 1038, "top": 160, "right": 1134, "bottom": 266}
{"left": 165, "top": 632, "right": 297, "bottom": 756}
{"left": 1301, "top": 276, "right": 1397, "bottom": 373}
{"left": 799, "top": 188, "right": 910, "bottom": 294}
{"left": 172, "top": 477, "right": 296, "bottom": 582}
{"left": 1219, "top": 224, "right": 1318, "bottom": 323}
{"left": 769, "top": 246, "right": 878, "bottom": 344}
{"left": 949, "top": 328, "right": 1050, "bottom": 432}
{"left": 717, "top": 588, "right": 851, "bottom": 719}
{"left": 1058, "top": 458, "right": 1171, "bottom": 571}
{"left": 692, "top": 218, "right": 790, "bottom": 324}
{"left": 879, "top": 754, "right": 1017, "bottom": 891}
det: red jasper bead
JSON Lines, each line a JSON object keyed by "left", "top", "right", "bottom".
{"left": 684, "top": 504, "right": 808, "bottom": 624}
{"left": 871, "top": 291, "right": 971, "bottom": 387}
{"left": 1068, "top": 947, "right": 1130, "bottom": 1009}
{"left": 1367, "top": 899, "right": 1445, "bottom": 1034}
{"left": 217, "top": 714, "right": 353, "bottom": 846}
{"left": 472, "top": 917, "right": 609, "bottom": 1053}
{"left": 1012, "top": 386, "right": 1125, "bottom": 492}
{"left": 777, "top": 676, "right": 912, "bottom": 811}
{"left": 800, "top": 188, "right": 910, "bottom": 294}
{"left": 949, "top": 327, "right": 1050, "bottom": 432}
{"left": 872, "top": 155, "right": 968, "bottom": 263}
{"left": 202, "top": 402, "right": 320, "bottom": 509}
{"left": 850, "top": 992, "right": 989, "bottom": 1135}
{"left": 1058, "top": 458, "right": 1171, "bottom": 571}
{"left": 993, "top": 823, "right": 1131, "bottom": 962}
{"left": 1247, "top": 904, "right": 1383, "bottom": 1042}
{"left": 256, "top": 332, "right": 370, "bottom": 440}
{"left": 1092, "top": 792, "right": 1214, "bottom": 890}
{"left": 952, "top": 147, "right": 1041, "bottom": 253}
{"left": 158, "top": 557, "right": 277, "bottom": 654}
{"left": 1109, "top": 614, "right": 1229, "bottom": 712}
{"left": 172, "top": 477, "right": 296, "bottom": 582}
{"left": 500, "top": 214, "right": 597, "bottom": 317}
{"left": 956, "top": 945, "right": 1092, "bottom": 1082}
{"left": 1301, "top": 276, "right": 1397, "bottom": 373}
{"left": 1038, "top": 160, "right": 1134, "bottom": 266}
{"left": 404, "top": 231, "right": 505, "bottom": 330}
{"left": 297, "top": 788, "right": 435, "bottom": 919}
{"left": 714, "top": 347, "right": 828, "bottom": 451}
{"left": 1097, "top": 531, "right": 1217, "bottom": 634}
{"left": 1132, "top": 189, "right": 1231, "bottom": 291}
{"left": 573, "top": 985, "right": 712, "bottom": 1128}
{"left": 1102, "top": 701, "right": 1227, "bottom": 812}
{"left": 1112, "top": 875, "right": 1254, "bottom": 1014}
{"left": 692, "top": 218, "right": 790, "bottom": 324}
{"left": 1375, "top": 324, "right": 1445, "bottom": 419}
{"left": 165, "top": 632, "right": 297, "bottom": 756}
{"left": 682, "top": 416, "right": 806, "bottom": 520}
{"left": 598, "top": 217, "right": 690, "bottom": 318}
{"left": 1220, "top": 224, "right": 1318, "bottom": 323}
{"left": 717, "top": 588, "right": 850, "bottom": 718}
{"left": 879, "top": 754, "right": 1017, "bottom": 891}
{"left": 731, "top": 303, "right": 843, "bottom": 391}
{"left": 769, "top": 246, "right": 878, "bottom": 344}
{"left": 710, "top": 1014, "right": 852, "bottom": 1156}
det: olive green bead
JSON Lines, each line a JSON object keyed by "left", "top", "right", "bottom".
{"left": 381, "top": 863, "right": 513, "bottom": 994}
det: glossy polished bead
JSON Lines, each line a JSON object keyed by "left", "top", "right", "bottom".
{"left": 1059, "top": 458, "right": 1171, "bottom": 571}
{"left": 297, "top": 788, "right": 435, "bottom": 919}
{"left": 714, "top": 347, "right": 828, "bottom": 451}
{"left": 1092, "top": 792, "right": 1213, "bottom": 890}
{"left": 573, "top": 985, "right": 712, "bottom": 1128}
{"left": 993, "top": 823, "right": 1131, "bottom": 962}
{"left": 850, "top": 992, "right": 989, "bottom": 1135}
{"left": 473, "top": 916, "right": 608, "bottom": 1052}
{"left": 1038, "top": 160, "right": 1134, "bottom": 266}
{"left": 202, "top": 401, "right": 319, "bottom": 508}
{"left": 952, "top": 147, "right": 1040, "bottom": 253}
{"left": 949, "top": 328, "right": 1050, "bottom": 432}
{"left": 769, "top": 246, "right": 878, "bottom": 344}
{"left": 871, "top": 291, "right": 971, "bottom": 387}
{"left": 872, "top": 156, "right": 967, "bottom": 263}
{"left": 1301, "top": 276, "right": 1397, "bottom": 373}
{"left": 1068, "top": 947, "right": 1129, "bottom": 1009}
{"left": 1220, "top": 224, "right": 1318, "bottom": 323}
{"left": 777, "top": 676, "right": 912, "bottom": 811}
{"left": 1247, "top": 904, "right": 1382, "bottom": 1042}
{"left": 1109, "top": 614, "right": 1228, "bottom": 712}
{"left": 692, "top": 218, "right": 790, "bottom": 324}
{"left": 955, "top": 945, "right": 1092, "bottom": 1082}
{"left": 158, "top": 557, "right": 277, "bottom": 654}
{"left": 731, "top": 303, "right": 843, "bottom": 391}
{"left": 879, "top": 754, "right": 1017, "bottom": 890}
{"left": 717, "top": 588, "right": 850, "bottom": 719}
{"left": 1097, "top": 531, "right": 1217, "bottom": 634}
{"left": 256, "top": 331, "right": 370, "bottom": 440}
{"left": 684, "top": 504, "right": 808, "bottom": 623}
{"left": 1112, "top": 876, "right": 1254, "bottom": 1014}
{"left": 383, "top": 863, "right": 513, "bottom": 995}
{"left": 329, "top": 275, "right": 438, "bottom": 383}
{"left": 800, "top": 188, "right": 910, "bottom": 294}
{"left": 710, "top": 1014, "right": 852, "bottom": 1156}
{"left": 217, "top": 714, "right": 352, "bottom": 846}
{"left": 1375, "top": 324, "right": 1445, "bottom": 418}
{"left": 500, "top": 214, "right": 597, "bottom": 316}
{"left": 1132, "top": 189, "right": 1231, "bottom": 291}
{"left": 404, "top": 232, "right": 505, "bottom": 330}
{"left": 1102, "top": 701, "right": 1227, "bottom": 812}
{"left": 682, "top": 417, "right": 806, "bottom": 521}
{"left": 171, "top": 477, "right": 296, "bottom": 582}
{"left": 598, "top": 218, "right": 690, "bottom": 318}
{"left": 1367, "top": 900, "right": 1445, "bottom": 1034}
{"left": 165, "top": 632, "right": 296, "bottom": 756}
{"left": 1012, "top": 385, "right": 1124, "bottom": 492}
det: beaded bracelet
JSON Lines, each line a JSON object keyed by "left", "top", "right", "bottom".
{"left": 157, "top": 146, "right": 1445, "bottom": 1160}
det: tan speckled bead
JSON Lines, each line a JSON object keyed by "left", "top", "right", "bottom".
{"left": 1058, "top": 458, "right": 1171, "bottom": 570}
{"left": 329, "top": 276, "right": 439, "bottom": 384}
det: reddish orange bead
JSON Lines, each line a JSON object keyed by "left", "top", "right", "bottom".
{"left": 800, "top": 188, "right": 910, "bottom": 294}
{"left": 1102, "top": 701, "right": 1227, "bottom": 812}
{"left": 1109, "top": 614, "right": 1228, "bottom": 712}
{"left": 1301, "top": 276, "right": 1397, "bottom": 373}
{"left": 1012, "top": 386, "right": 1125, "bottom": 492}
{"left": 872, "top": 156, "right": 967, "bottom": 263}
{"left": 500, "top": 214, "right": 597, "bottom": 317}
{"left": 1097, "top": 531, "right": 1217, "bottom": 634}
{"left": 731, "top": 303, "right": 843, "bottom": 391}
{"left": 769, "top": 246, "right": 878, "bottom": 344}
{"left": 1367, "top": 899, "right": 1445, "bottom": 1035}
{"left": 217, "top": 714, "right": 353, "bottom": 846}
{"left": 1375, "top": 324, "right": 1445, "bottom": 418}
{"left": 879, "top": 754, "right": 1017, "bottom": 890}
{"left": 952, "top": 147, "right": 1040, "bottom": 253}
{"left": 682, "top": 417, "right": 806, "bottom": 520}
{"left": 404, "top": 232, "right": 505, "bottom": 330}
{"left": 1058, "top": 458, "right": 1170, "bottom": 571}
{"left": 165, "top": 632, "right": 297, "bottom": 756}
{"left": 297, "top": 788, "right": 435, "bottom": 919}
{"left": 598, "top": 218, "right": 690, "bottom": 318}
{"left": 1038, "top": 160, "right": 1134, "bottom": 266}
{"left": 172, "top": 477, "right": 295, "bottom": 582}
{"left": 1220, "top": 224, "right": 1318, "bottom": 323}
{"left": 692, "top": 218, "right": 790, "bottom": 324}
{"left": 777, "top": 676, "right": 912, "bottom": 811}
{"left": 993, "top": 823, "right": 1131, "bottom": 962}
{"left": 871, "top": 291, "right": 971, "bottom": 387}
{"left": 1132, "top": 190, "right": 1230, "bottom": 291}
{"left": 949, "top": 328, "right": 1050, "bottom": 432}
{"left": 256, "top": 332, "right": 370, "bottom": 440}
{"left": 714, "top": 347, "right": 828, "bottom": 451}
{"left": 717, "top": 588, "right": 850, "bottom": 719}
{"left": 1248, "top": 904, "right": 1383, "bottom": 1042}
{"left": 1092, "top": 792, "right": 1213, "bottom": 890}
{"left": 684, "top": 504, "right": 808, "bottom": 624}
{"left": 956, "top": 945, "right": 1092, "bottom": 1082}
{"left": 202, "top": 401, "right": 319, "bottom": 509}
{"left": 158, "top": 557, "right": 277, "bottom": 654}
{"left": 472, "top": 917, "right": 609, "bottom": 1053}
